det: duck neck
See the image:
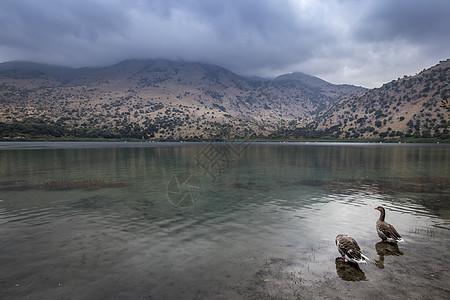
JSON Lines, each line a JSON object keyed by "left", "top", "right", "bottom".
{"left": 378, "top": 209, "right": 385, "bottom": 221}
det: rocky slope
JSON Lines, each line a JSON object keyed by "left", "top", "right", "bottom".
{"left": 0, "top": 59, "right": 365, "bottom": 140}
{"left": 313, "top": 59, "right": 450, "bottom": 140}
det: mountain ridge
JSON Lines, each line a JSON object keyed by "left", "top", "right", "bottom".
{"left": 310, "top": 59, "right": 450, "bottom": 140}
{"left": 0, "top": 59, "right": 365, "bottom": 140}
{"left": 0, "top": 58, "right": 448, "bottom": 141}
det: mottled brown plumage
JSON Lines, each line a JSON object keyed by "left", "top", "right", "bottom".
{"left": 375, "top": 206, "right": 404, "bottom": 243}
{"left": 335, "top": 234, "right": 369, "bottom": 263}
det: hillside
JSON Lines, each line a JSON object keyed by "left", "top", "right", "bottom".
{"left": 0, "top": 59, "right": 365, "bottom": 140}
{"left": 312, "top": 59, "right": 450, "bottom": 140}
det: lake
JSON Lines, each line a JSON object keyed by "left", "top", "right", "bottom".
{"left": 0, "top": 142, "right": 449, "bottom": 299}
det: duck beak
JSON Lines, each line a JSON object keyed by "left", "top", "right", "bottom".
{"left": 374, "top": 207, "right": 379, "bottom": 210}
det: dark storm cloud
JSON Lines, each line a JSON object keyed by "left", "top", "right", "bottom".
{"left": 118, "top": 0, "right": 335, "bottom": 73}
{"left": 355, "top": 0, "right": 450, "bottom": 44}
{"left": 0, "top": 0, "right": 327, "bottom": 69}
{"left": 0, "top": 0, "right": 448, "bottom": 87}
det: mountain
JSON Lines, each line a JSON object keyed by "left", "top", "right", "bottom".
{"left": 312, "top": 59, "right": 450, "bottom": 140}
{"left": 1, "top": 59, "right": 448, "bottom": 141}
{"left": 0, "top": 59, "right": 365, "bottom": 140}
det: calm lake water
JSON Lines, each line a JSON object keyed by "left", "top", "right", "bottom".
{"left": 0, "top": 142, "right": 449, "bottom": 299}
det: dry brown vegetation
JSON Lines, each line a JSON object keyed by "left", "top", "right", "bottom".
{"left": 0, "top": 58, "right": 448, "bottom": 141}
{"left": 0, "top": 59, "right": 364, "bottom": 140}
{"left": 314, "top": 59, "right": 450, "bottom": 140}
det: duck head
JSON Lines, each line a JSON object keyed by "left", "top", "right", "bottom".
{"left": 375, "top": 206, "right": 385, "bottom": 220}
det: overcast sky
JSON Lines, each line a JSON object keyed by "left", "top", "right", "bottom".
{"left": 1, "top": 0, "right": 449, "bottom": 88}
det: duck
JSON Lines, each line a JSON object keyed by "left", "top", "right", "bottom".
{"left": 335, "top": 234, "right": 369, "bottom": 263}
{"left": 375, "top": 206, "right": 404, "bottom": 243}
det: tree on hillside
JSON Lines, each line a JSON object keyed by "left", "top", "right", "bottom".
{"left": 441, "top": 99, "right": 449, "bottom": 110}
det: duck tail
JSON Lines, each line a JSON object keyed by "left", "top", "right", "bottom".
{"left": 360, "top": 253, "right": 370, "bottom": 262}
{"left": 352, "top": 254, "right": 369, "bottom": 264}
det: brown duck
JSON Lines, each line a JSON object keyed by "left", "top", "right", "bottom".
{"left": 335, "top": 234, "right": 369, "bottom": 263}
{"left": 375, "top": 206, "right": 404, "bottom": 243}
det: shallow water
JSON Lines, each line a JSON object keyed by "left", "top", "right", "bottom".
{"left": 0, "top": 142, "right": 449, "bottom": 299}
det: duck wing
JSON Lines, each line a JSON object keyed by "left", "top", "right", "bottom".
{"left": 378, "top": 221, "right": 403, "bottom": 241}
{"left": 337, "top": 236, "right": 363, "bottom": 261}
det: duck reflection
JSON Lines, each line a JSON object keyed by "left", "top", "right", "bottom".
{"left": 374, "top": 242, "right": 404, "bottom": 269}
{"left": 335, "top": 258, "right": 367, "bottom": 281}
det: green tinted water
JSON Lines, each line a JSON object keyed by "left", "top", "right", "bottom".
{"left": 0, "top": 142, "right": 449, "bottom": 299}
